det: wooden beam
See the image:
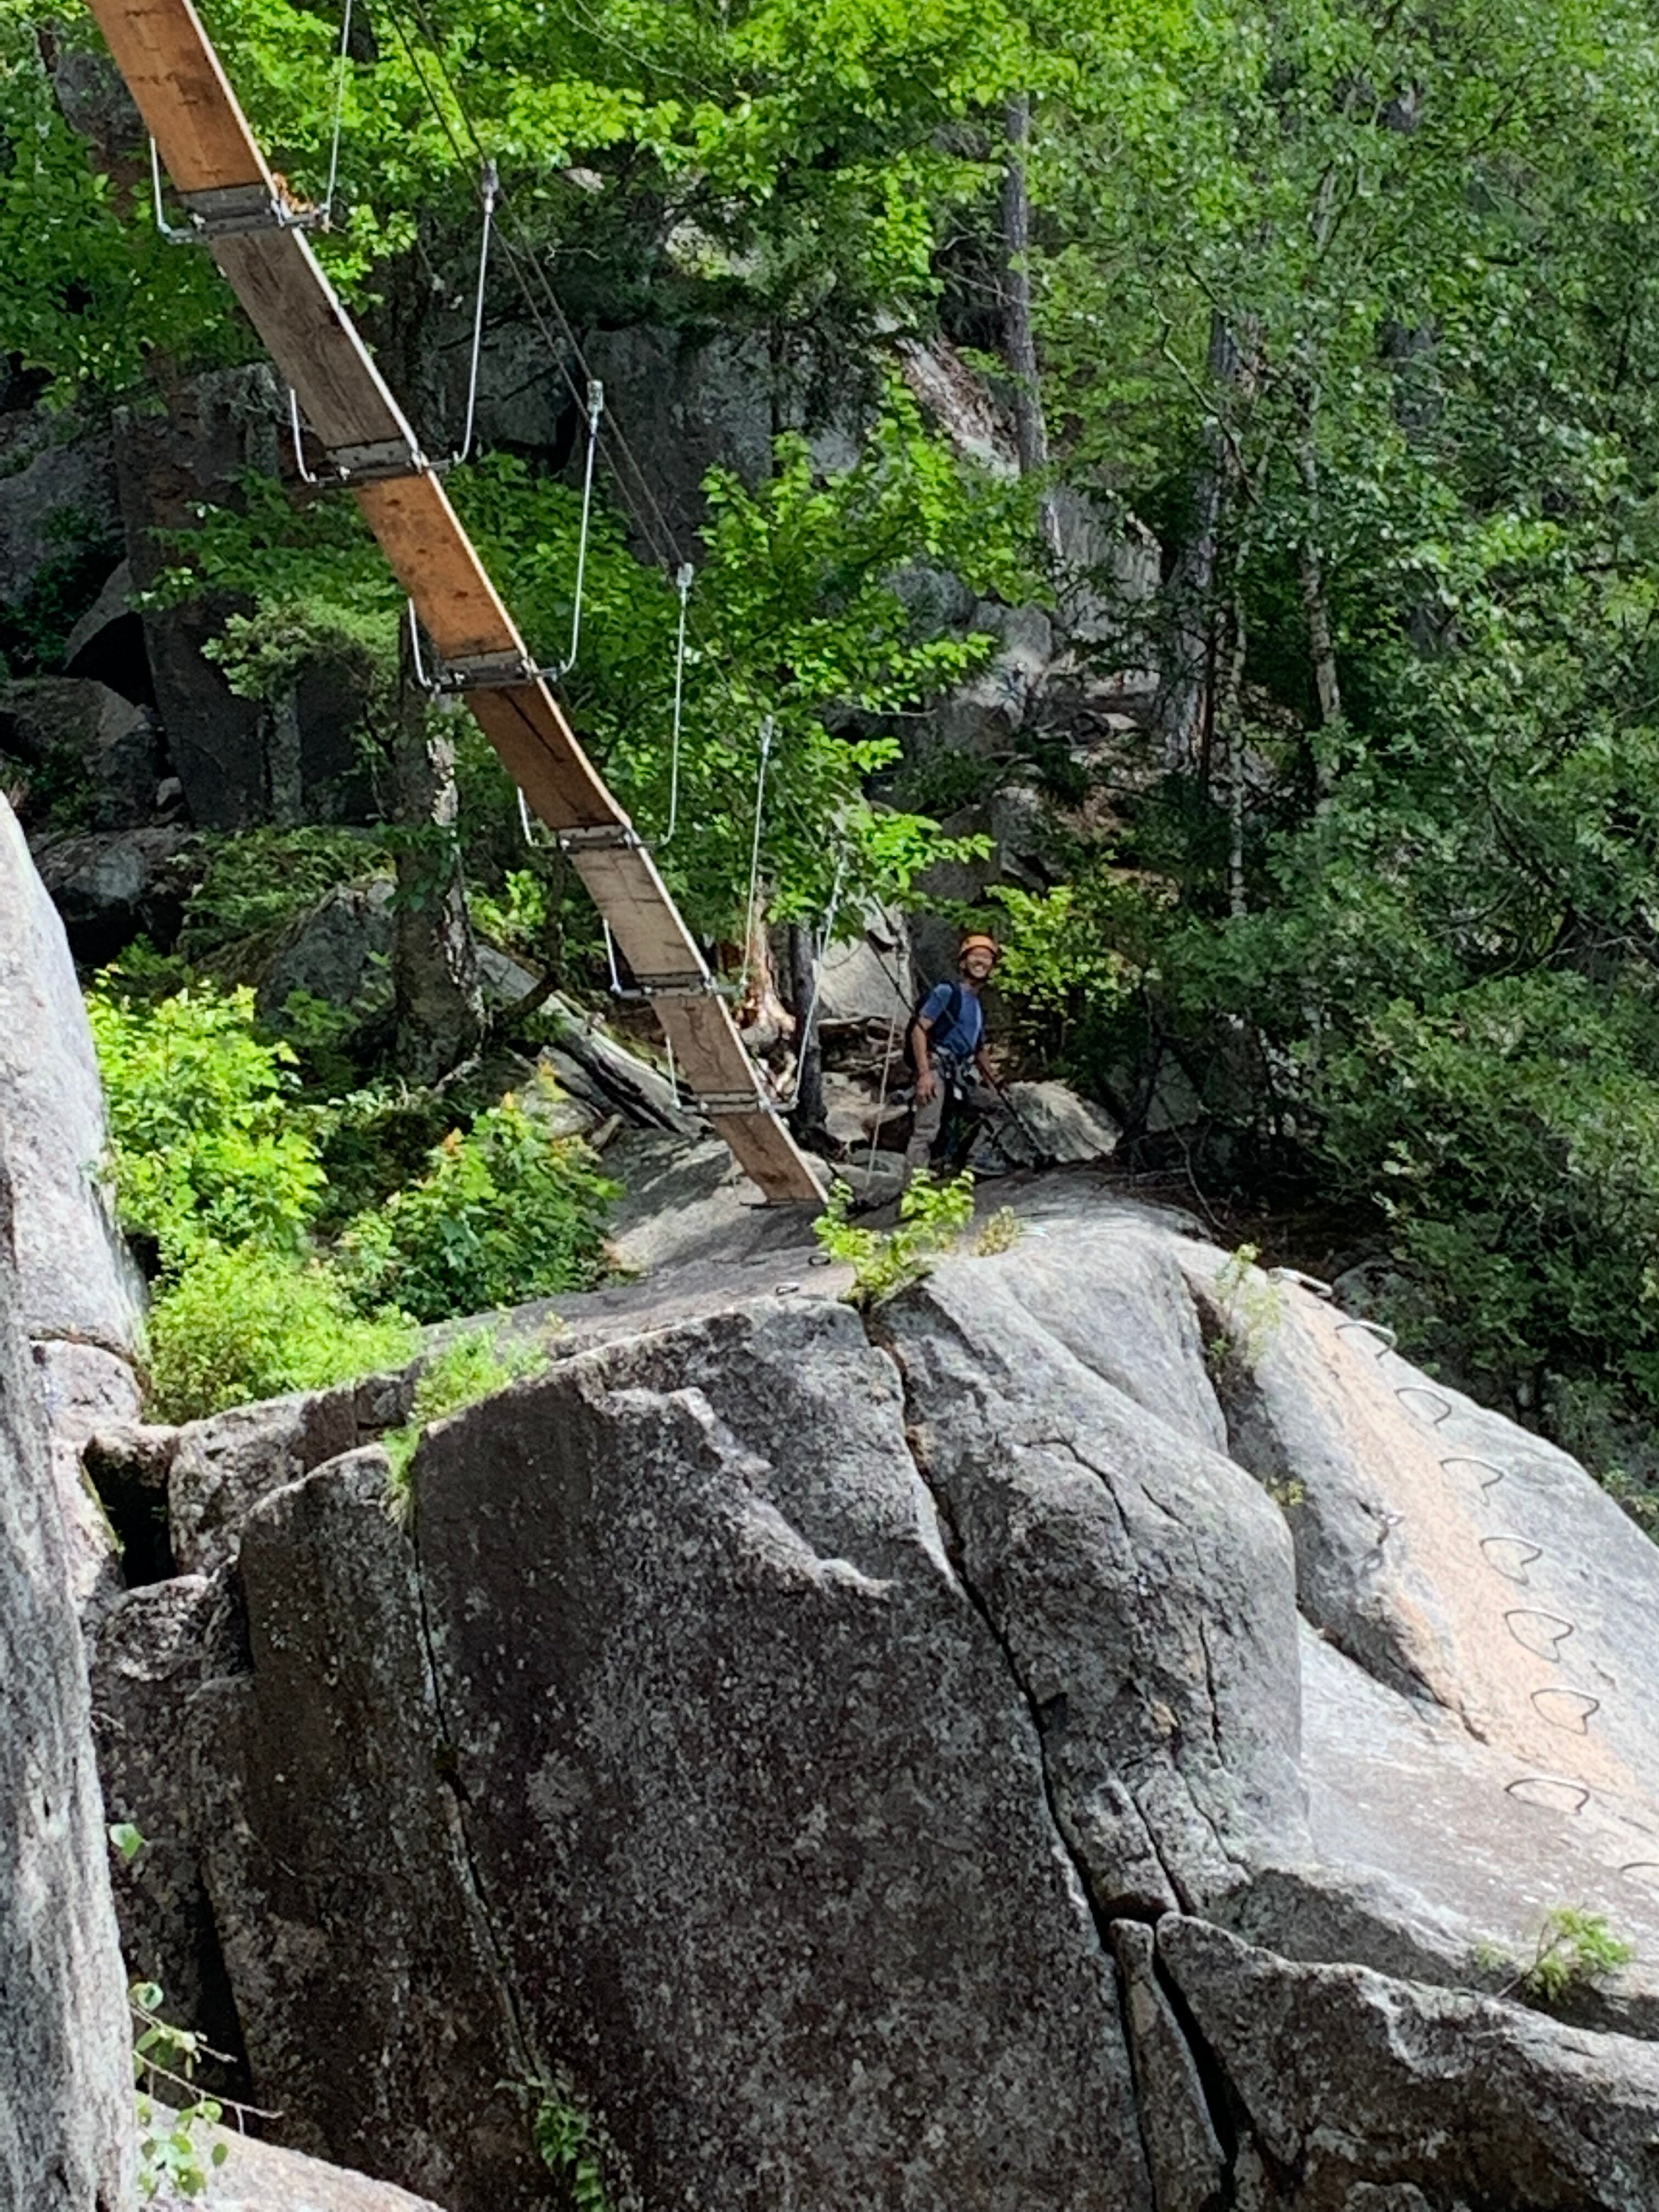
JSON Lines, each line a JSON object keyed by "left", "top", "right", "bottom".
{"left": 90, "top": 0, "right": 268, "bottom": 193}
{"left": 82, "top": 0, "right": 826, "bottom": 1205}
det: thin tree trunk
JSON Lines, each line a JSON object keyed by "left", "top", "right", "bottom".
{"left": 1002, "top": 94, "right": 1063, "bottom": 560}
{"left": 391, "top": 650, "right": 482, "bottom": 1082}
{"left": 1161, "top": 311, "right": 1245, "bottom": 777}
{"left": 787, "top": 921, "right": 826, "bottom": 1137}
{"left": 1295, "top": 392, "right": 1342, "bottom": 770}
{"left": 1218, "top": 582, "right": 1250, "bottom": 919}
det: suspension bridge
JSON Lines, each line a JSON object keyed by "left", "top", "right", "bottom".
{"left": 87, "top": 0, "right": 828, "bottom": 1205}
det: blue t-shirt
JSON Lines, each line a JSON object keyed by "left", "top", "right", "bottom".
{"left": 918, "top": 981, "right": 984, "bottom": 1063}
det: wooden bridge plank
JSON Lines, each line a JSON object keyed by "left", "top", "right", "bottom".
{"left": 91, "top": 0, "right": 267, "bottom": 193}
{"left": 214, "top": 234, "right": 414, "bottom": 455}
{"left": 355, "top": 474, "right": 526, "bottom": 659}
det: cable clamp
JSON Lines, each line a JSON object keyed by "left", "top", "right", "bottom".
{"left": 697, "top": 1090, "right": 769, "bottom": 1116}
{"left": 555, "top": 823, "right": 642, "bottom": 854}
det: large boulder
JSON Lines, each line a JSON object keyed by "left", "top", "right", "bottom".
{"left": 0, "top": 1147, "right": 136, "bottom": 2209}
{"left": 0, "top": 793, "right": 142, "bottom": 1358}
{"left": 168, "top": 1385, "right": 361, "bottom": 1576}
{"left": 33, "top": 823, "right": 195, "bottom": 965}
{"left": 154, "top": 2123, "right": 460, "bottom": 2210}
{"left": 188, "top": 1448, "right": 545, "bottom": 2207}
{"left": 85, "top": 1177, "right": 1659, "bottom": 2209}
{"left": 0, "top": 676, "right": 162, "bottom": 829}
{"left": 0, "top": 792, "right": 145, "bottom": 1606}
{"left": 1159, "top": 1914, "right": 1659, "bottom": 2209}
{"left": 414, "top": 1303, "right": 1148, "bottom": 2211}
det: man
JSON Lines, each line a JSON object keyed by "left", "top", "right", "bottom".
{"left": 904, "top": 933, "right": 1001, "bottom": 1177}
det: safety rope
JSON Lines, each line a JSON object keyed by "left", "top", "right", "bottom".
{"left": 320, "top": 0, "right": 354, "bottom": 223}
{"left": 663, "top": 560, "right": 694, "bottom": 845}
{"left": 736, "top": 716, "right": 774, "bottom": 998}
{"left": 454, "top": 159, "right": 498, "bottom": 467}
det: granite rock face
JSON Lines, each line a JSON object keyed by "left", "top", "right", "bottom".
{"left": 83, "top": 1177, "right": 1659, "bottom": 2211}
{"left": 0, "top": 793, "right": 146, "bottom": 1612}
{"left": 415, "top": 1302, "right": 1148, "bottom": 2212}
{"left": 1159, "top": 1915, "right": 1659, "bottom": 2210}
{"left": 0, "top": 793, "right": 143, "bottom": 1359}
{"left": 0, "top": 1152, "right": 135, "bottom": 2211}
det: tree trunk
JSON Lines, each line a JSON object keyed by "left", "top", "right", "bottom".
{"left": 1002, "top": 94, "right": 1063, "bottom": 560}
{"left": 1295, "top": 393, "right": 1342, "bottom": 769}
{"left": 1160, "top": 311, "right": 1244, "bottom": 777}
{"left": 390, "top": 650, "right": 482, "bottom": 1083}
{"left": 1217, "top": 582, "right": 1250, "bottom": 919}
{"left": 787, "top": 921, "right": 826, "bottom": 1137}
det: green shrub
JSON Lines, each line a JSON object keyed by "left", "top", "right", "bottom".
{"left": 986, "top": 866, "right": 1148, "bottom": 1077}
{"left": 177, "top": 827, "right": 389, "bottom": 963}
{"left": 341, "top": 1079, "right": 617, "bottom": 1323}
{"left": 146, "top": 1245, "right": 414, "bottom": 1425}
{"left": 383, "top": 1324, "right": 555, "bottom": 1509}
{"left": 813, "top": 1169, "right": 976, "bottom": 1307}
{"left": 88, "top": 980, "right": 326, "bottom": 1269}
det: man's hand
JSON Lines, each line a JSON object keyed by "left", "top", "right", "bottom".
{"left": 916, "top": 1066, "right": 938, "bottom": 1105}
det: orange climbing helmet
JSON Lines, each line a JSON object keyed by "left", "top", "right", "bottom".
{"left": 959, "top": 932, "right": 1000, "bottom": 965}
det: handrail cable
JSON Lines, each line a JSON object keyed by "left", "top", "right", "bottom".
{"left": 455, "top": 157, "right": 498, "bottom": 465}
{"left": 320, "top": 0, "right": 354, "bottom": 222}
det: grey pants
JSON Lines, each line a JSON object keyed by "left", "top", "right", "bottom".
{"left": 904, "top": 1067, "right": 998, "bottom": 1171}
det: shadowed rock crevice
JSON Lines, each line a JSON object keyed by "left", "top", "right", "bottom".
{"left": 405, "top": 1490, "right": 545, "bottom": 2101}
{"left": 881, "top": 1327, "right": 1136, "bottom": 1941}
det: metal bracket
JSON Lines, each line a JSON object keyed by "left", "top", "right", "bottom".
{"left": 698, "top": 1090, "right": 768, "bottom": 1116}
{"left": 555, "top": 823, "right": 642, "bottom": 854}
{"left": 289, "top": 393, "right": 427, "bottom": 490}
{"left": 179, "top": 180, "right": 325, "bottom": 240}
{"left": 636, "top": 972, "right": 716, "bottom": 998}
{"left": 322, "top": 436, "right": 429, "bottom": 484}
{"left": 427, "top": 648, "right": 552, "bottom": 695}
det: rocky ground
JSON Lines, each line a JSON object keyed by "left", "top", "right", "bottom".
{"left": 74, "top": 1142, "right": 1659, "bottom": 2211}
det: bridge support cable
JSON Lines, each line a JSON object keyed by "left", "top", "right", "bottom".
{"left": 93, "top": 0, "right": 823, "bottom": 1204}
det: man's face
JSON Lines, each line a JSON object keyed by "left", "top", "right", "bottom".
{"left": 961, "top": 946, "right": 995, "bottom": 983}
